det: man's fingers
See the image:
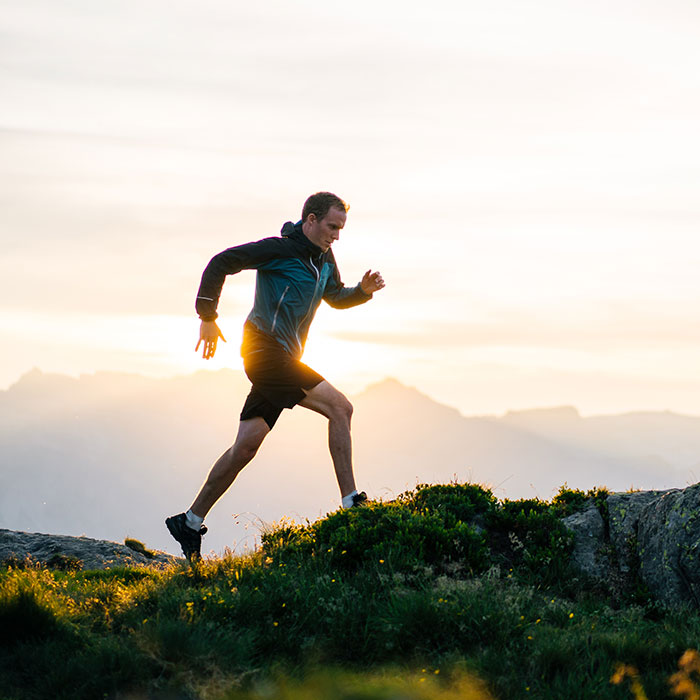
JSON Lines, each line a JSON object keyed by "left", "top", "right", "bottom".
{"left": 197, "top": 337, "right": 216, "bottom": 359}
{"left": 197, "top": 321, "right": 226, "bottom": 359}
{"left": 362, "top": 270, "right": 384, "bottom": 291}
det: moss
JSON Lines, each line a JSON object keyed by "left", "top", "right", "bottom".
{"left": 124, "top": 538, "right": 156, "bottom": 559}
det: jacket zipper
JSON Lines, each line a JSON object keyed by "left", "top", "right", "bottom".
{"left": 309, "top": 256, "right": 320, "bottom": 283}
{"left": 296, "top": 257, "right": 321, "bottom": 344}
{"left": 271, "top": 285, "right": 290, "bottom": 333}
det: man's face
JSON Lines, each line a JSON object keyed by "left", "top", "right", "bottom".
{"left": 304, "top": 207, "right": 346, "bottom": 252}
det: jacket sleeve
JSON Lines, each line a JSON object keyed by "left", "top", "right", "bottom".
{"left": 322, "top": 251, "right": 373, "bottom": 310}
{"left": 195, "top": 237, "right": 284, "bottom": 321}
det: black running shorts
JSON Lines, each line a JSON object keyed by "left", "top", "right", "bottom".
{"left": 239, "top": 322, "right": 324, "bottom": 429}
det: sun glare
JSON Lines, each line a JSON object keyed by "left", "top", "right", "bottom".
{"left": 297, "top": 333, "right": 395, "bottom": 395}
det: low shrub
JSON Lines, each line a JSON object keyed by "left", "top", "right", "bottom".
{"left": 551, "top": 484, "right": 610, "bottom": 518}
{"left": 262, "top": 498, "right": 489, "bottom": 574}
{"left": 263, "top": 482, "right": 578, "bottom": 589}
{"left": 486, "top": 498, "right": 575, "bottom": 583}
{"left": 398, "top": 482, "right": 498, "bottom": 524}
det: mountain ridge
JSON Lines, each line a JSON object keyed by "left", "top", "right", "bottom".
{"left": 8, "top": 367, "right": 700, "bottom": 420}
{"left": 1, "top": 368, "right": 697, "bottom": 556}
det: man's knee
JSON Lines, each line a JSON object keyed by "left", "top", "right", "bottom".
{"left": 300, "top": 381, "right": 353, "bottom": 422}
{"left": 232, "top": 441, "right": 258, "bottom": 464}
{"left": 233, "top": 419, "right": 269, "bottom": 460}
{"left": 331, "top": 394, "right": 353, "bottom": 423}
{"left": 344, "top": 396, "right": 354, "bottom": 420}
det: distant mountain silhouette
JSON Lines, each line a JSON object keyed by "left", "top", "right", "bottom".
{"left": 1, "top": 369, "right": 695, "bottom": 557}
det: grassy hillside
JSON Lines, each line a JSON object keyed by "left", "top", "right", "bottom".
{"left": 2, "top": 483, "right": 699, "bottom": 700}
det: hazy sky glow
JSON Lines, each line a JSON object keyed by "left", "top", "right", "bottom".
{"left": 2, "top": 0, "right": 700, "bottom": 415}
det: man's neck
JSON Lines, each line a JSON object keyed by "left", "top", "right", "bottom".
{"left": 299, "top": 225, "right": 324, "bottom": 254}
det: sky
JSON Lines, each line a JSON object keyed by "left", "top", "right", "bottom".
{"left": 2, "top": 0, "right": 700, "bottom": 416}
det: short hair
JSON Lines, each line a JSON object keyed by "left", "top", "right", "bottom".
{"left": 301, "top": 192, "right": 349, "bottom": 223}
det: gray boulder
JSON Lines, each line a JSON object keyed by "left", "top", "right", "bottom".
{"left": 563, "top": 504, "right": 610, "bottom": 581}
{"left": 607, "top": 490, "right": 674, "bottom": 574}
{"left": 637, "top": 484, "right": 700, "bottom": 607}
{"left": 563, "top": 483, "right": 700, "bottom": 607}
{"left": 0, "top": 528, "right": 178, "bottom": 570}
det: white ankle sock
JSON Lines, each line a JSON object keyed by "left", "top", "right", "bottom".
{"left": 341, "top": 490, "right": 358, "bottom": 509}
{"left": 185, "top": 509, "right": 204, "bottom": 531}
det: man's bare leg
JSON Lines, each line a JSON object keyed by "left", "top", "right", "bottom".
{"left": 189, "top": 417, "right": 270, "bottom": 518}
{"left": 299, "top": 380, "right": 356, "bottom": 498}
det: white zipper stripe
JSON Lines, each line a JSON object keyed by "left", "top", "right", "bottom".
{"left": 296, "top": 257, "right": 322, "bottom": 345}
{"left": 309, "top": 256, "right": 320, "bottom": 281}
{"left": 271, "top": 285, "right": 290, "bottom": 332}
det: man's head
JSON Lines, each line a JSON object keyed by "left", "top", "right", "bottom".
{"left": 301, "top": 192, "right": 349, "bottom": 224}
{"left": 301, "top": 192, "right": 348, "bottom": 252}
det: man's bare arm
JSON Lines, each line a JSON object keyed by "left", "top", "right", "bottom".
{"left": 196, "top": 321, "right": 227, "bottom": 360}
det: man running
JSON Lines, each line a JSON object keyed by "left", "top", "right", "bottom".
{"left": 166, "top": 192, "right": 385, "bottom": 560}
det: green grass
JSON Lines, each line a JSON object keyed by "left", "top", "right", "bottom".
{"left": 1, "top": 482, "right": 698, "bottom": 700}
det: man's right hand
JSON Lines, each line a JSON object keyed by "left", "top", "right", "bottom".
{"left": 196, "top": 321, "right": 226, "bottom": 360}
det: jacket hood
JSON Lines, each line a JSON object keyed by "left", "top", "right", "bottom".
{"left": 280, "top": 220, "right": 300, "bottom": 237}
{"left": 280, "top": 220, "right": 324, "bottom": 257}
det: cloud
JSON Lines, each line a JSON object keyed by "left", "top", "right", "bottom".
{"left": 330, "top": 306, "right": 700, "bottom": 352}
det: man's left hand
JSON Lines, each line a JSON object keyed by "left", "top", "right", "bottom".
{"left": 360, "top": 270, "right": 385, "bottom": 295}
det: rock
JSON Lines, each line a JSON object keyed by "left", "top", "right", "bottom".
{"left": 562, "top": 505, "right": 609, "bottom": 581}
{"left": 562, "top": 484, "right": 700, "bottom": 608}
{"left": 607, "top": 490, "right": 673, "bottom": 573}
{"left": 637, "top": 484, "right": 700, "bottom": 607}
{"left": 0, "top": 528, "right": 179, "bottom": 570}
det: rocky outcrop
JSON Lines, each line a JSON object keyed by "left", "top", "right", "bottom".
{"left": 0, "top": 528, "right": 178, "bottom": 570}
{"left": 637, "top": 485, "right": 700, "bottom": 607}
{"left": 564, "top": 484, "right": 700, "bottom": 607}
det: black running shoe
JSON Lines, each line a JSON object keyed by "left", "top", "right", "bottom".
{"left": 165, "top": 513, "right": 207, "bottom": 561}
{"left": 351, "top": 491, "right": 368, "bottom": 507}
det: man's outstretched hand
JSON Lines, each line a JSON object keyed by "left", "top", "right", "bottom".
{"left": 360, "top": 270, "right": 385, "bottom": 295}
{"left": 196, "top": 320, "right": 226, "bottom": 360}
